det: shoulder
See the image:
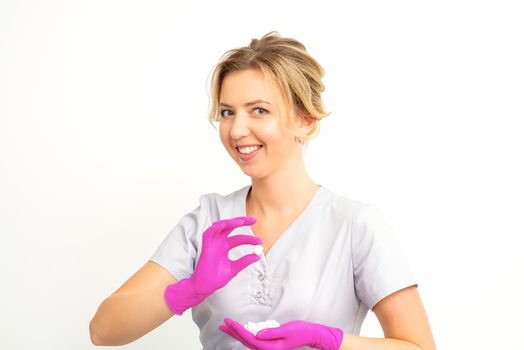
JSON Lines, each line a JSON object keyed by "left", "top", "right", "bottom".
{"left": 193, "top": 185, "right": 250, "bottom": 223}
{"left": 197, "top": 184, "right": 248, "bottom": 208}
{"left": 318, "top": 186, "right": 377, "bottom": 225}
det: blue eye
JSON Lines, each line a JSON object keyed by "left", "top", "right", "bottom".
{"left": 219, "top": 107, "right": 268, "bottom": 118}
{"left": 253, "top": 107, "right": 268, "bottom": 116}
{"left": 220, "top": 109, "right": 233, "bottom": 118}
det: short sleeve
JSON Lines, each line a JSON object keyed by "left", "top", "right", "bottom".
{"left": 148, "top": 195, "right": 209, "bottom": 281}
{"left": 351, "top": 204, "right": 418, "bottom": 311}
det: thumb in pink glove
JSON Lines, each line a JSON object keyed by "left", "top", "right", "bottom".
{"left": 219, "top": 317, "right": 344, "bottom": 350}
{"left": 164, "top": 216, "right": 261, "bottom": 315}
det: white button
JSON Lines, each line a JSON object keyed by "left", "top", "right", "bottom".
{"left": 256, "top": 291, "right": 263, "bottom": 299}
{"left": 258, "top": 273, "right": 264, "bottom": 281}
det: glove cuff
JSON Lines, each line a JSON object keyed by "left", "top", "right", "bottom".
{"left": 164, "top": 277, "right": 208, "bottom": 316}
{"left": 313, "top": 323, "right": 344, "bottom": 350}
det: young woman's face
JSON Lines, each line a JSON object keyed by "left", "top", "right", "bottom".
{"left": 218, "top": 69, "right": 300, "bottom": 179}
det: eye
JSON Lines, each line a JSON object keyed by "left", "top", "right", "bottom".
{"left": 220, "top": 109, "right": 233, "bottom": 118}
{"left": 253, "top": 107, "right": 268, "bottom": 116}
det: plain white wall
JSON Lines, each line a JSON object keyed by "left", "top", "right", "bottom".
{"left": 1, "top": 0, "right": 523, "bottom": 349}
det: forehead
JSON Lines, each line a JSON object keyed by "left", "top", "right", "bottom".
{"left": 219, "top": 69, "right": 281, "bottom": 105}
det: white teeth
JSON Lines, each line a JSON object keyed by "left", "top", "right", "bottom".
{"left": 238, "top": 146, "right": 260, "bottom": 154}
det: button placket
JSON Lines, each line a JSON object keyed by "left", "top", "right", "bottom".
{"left": 254, "top": 260, "right": 268, "bottom": 303}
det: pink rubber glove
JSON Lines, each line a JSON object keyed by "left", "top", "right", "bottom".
{"left": 164, "top": 216, "right": 262, "bottom": 315}
{"left": 219, "top": 317, "right": 344, "bottom": 350}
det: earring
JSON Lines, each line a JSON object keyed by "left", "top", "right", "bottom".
{"left": 295, "top": 136, "right": 305, "bottom": 145}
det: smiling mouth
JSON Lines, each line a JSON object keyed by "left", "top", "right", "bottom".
{"left": 236, "top": 145, "right": 263, "bottom": 154}
{"left": 236, "top": 145, "right": 263, "bottom": 161}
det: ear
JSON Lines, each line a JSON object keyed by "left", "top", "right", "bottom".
{"left": 298, "top": 114, "right": 317, "bottom": 135}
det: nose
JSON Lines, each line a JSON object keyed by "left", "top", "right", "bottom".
{"left": 229, "top": 109, "right": 252, "bottom": 140}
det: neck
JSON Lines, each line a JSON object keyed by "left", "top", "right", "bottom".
{"left": 247, "top": 158, "right": 320, "bottom": 218}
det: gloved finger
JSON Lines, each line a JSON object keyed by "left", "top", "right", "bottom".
{"left": 230, "top": 254, "right": 261, "bottom": 276}
{"left": 218, "top": 324, "right": 237, "bottom": 339}
{"left": 221, "top": 320, "right": 260, "bottom": 350}
{"left": 255, "top": 325, "right": 286, "bottom": 340}
{"left": 224, "top": 317, "right": 262, "bottom": 349}
{"left": 225, "top": 318, "right": 281, "bottom": 350}
{"left": 201, "top": 221, "right": 227, "bottom": 243}
{"left": 227, "top": 234, "right": 263, "bottom": 249}
{"left": 204, "top": 219, "right": 241, "bottom": 241}
{"left": 212, "top": 217, "right": 256, "bottom": 239}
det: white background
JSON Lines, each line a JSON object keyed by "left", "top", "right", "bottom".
{"left": 1, "top": 0, "right": 523, "bottom": 349}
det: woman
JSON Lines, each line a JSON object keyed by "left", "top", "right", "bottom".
{"left": 90, "top": 32, "right": 436, "bottom": 350}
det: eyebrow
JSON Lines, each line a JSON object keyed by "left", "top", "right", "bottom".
{"left": 219, "top": 100, "right": 272, "bottom": 108}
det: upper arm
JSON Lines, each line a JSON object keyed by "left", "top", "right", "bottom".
{"left": 373, "top": 285, "right": 437, "bottom": 350}
{"left": 112, "top": 261, "right": 177, "bottom": 297}
{"left": 351, "top": 204, "right": 418, "bottom": 310}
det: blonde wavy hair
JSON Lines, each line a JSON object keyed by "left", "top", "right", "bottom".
{"left": 207, "top": 31, "right": 330, "bottom": 148}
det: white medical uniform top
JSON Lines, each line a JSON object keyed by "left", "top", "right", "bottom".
{"left": 149, "top": 184, "right": 418, "bottom": 350}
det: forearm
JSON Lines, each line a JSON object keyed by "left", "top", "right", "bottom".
{"left": 339, "top": 333, "right": 424, "bottom": 350}
{"left": 90, "top": 289, "right": 172, "bottom": 346}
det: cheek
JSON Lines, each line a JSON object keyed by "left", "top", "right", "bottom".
{"left": 263, "top": 127, "right": 293, "bottom": 149}
{"left": 219, "top": 126, "right": 236, "bottom": 154}
{"left": 218, "top": 125, "right": 228, "bottom": 144}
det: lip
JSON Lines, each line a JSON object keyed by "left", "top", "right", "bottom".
{"left": 235, "top": 143, "right": 262, "bottom": 148}
{"left": 237, "top": 145, "right": 263, "bottom": 162}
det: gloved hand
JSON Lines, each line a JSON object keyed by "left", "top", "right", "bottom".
{"left": 219, "top": 317, "right": 344, "bottom": 350}
{"left": 164, "top": 216, "right": 262, "bottom": 315}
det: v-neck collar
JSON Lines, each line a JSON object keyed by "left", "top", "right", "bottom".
{"left": 238, "top": 184, "right": 324, "bottom": 262}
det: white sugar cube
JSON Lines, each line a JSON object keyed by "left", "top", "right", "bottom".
{"left": 254, "top": 245, "right": 264, "bottom": 256}
{"left": 244, "top": 319, "right": 280, "bottom": 335}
